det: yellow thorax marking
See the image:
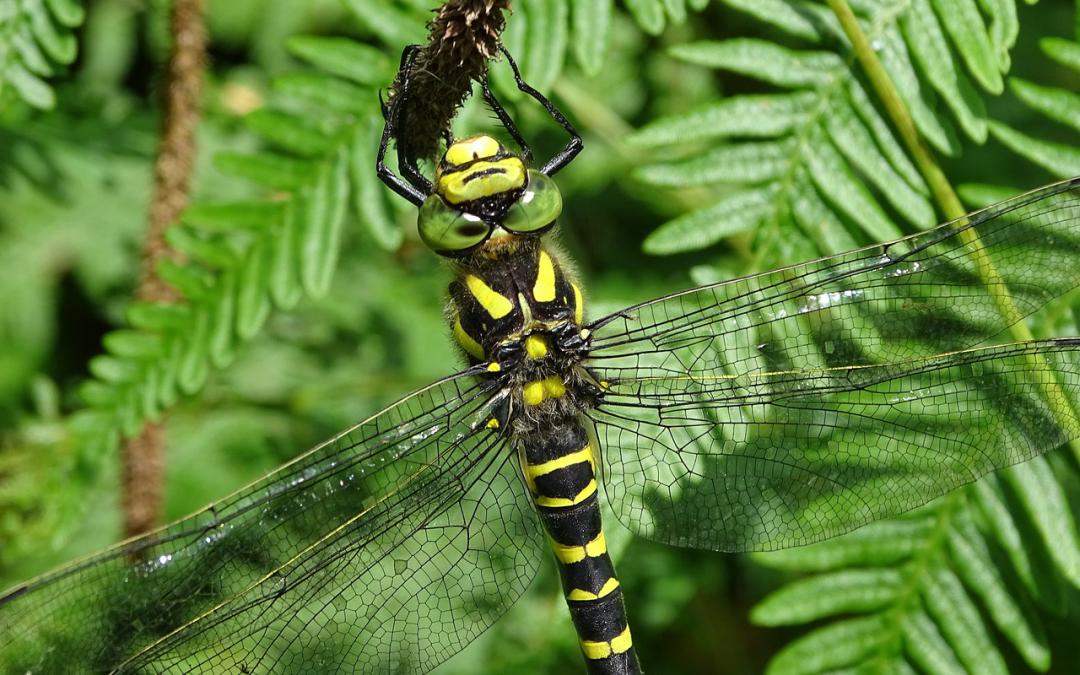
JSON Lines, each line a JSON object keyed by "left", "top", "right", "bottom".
{"left": 523, "top": 444, "right": 595, "bottom": 494}
{"left": 453, "top": 318, "right": 484, "bottom": 360}
{"left": 445, "top": 135, "right": 500, "bottom": 166}
{"left": 552, "top": 531, "right": 607, "bottom": 565}
{"left": 533, "top": 250, "right": 556, "bottom": 302}
{"left": 580, "top": 627, "right": 633, "bottom": 660}
{"left": 465, "top": 274, "right": 514, "bottom": 319}
{"left": 567, "top": 577, "right": 620, "bottom": 602}
{"left": 438, "top": 158, "right": 526, "bottom": 205}
{"left": 522, "top": 375, "right": 566, "bottom": 406}
{"left": 486, "top": 361, "right": 501, "bottom": 372}
{"left": 572, "top": 283, "right": 584, "bottom": 325}
{"left": 525, "top": 333, "right": 549, "bottom": 359}
{"left": 485, "top": 417, "right": 500, "bottom": 429}
{"left": 534, "top": 478, "right": 596, "bottom": 508}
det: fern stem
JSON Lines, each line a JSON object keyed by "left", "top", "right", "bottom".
{"left": 827, "top": 0, "right": 963, "bottom": 221}
{"left": 122, "top": 0, "right": 207, "bottom": 539}
{"left": 828, "top": 0, "right": 1080, "bottom": 461}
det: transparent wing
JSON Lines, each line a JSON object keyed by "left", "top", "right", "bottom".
{"left": 586, "top": 178, "right": 1080, "bottom": 552}
{"left": 590, "top": 340, "right": 1080, "bottom": 552}
{"left": 589, "top": 177, "right": 1080, "bottom": 369}
{"left": 0, "top": 371, "right": 543, "bottom": 674}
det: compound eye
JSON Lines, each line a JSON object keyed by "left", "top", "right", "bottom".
{"left": 502, "top": 170, "right": 562, "bottom": 234}
{"left": 418, "top": 195, "right": 491, "bottom": 254}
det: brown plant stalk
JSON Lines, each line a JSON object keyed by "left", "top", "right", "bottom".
{"left": 122, "top": 0, "right": 206, "bottom": 539}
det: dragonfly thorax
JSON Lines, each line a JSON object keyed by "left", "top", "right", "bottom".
{"left": 448, "top": 239, "right": 595, "bottom": 431}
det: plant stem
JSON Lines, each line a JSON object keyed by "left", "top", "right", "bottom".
{"left": 828, "top": 0, "right": 1080, "bottom": 459}
{"left": 122, "top": 0, "right": 206, "bottom": 539}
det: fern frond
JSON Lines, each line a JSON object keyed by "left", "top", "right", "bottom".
{"left": 630, "top": 0, "right": 1024, "bottom": 258}
{"left": 987, "top": 38, "right": 1080, "bottom": 177}
{"left": 64, "top": 34, "right": 403, "bottom": 508}
{"left": 753, "top": 455, "right": 1079, "bottom": 674}
{"left": 0, "top": 0, "right": 85, "bottom": 110}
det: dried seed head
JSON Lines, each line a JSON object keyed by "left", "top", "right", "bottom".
{"left": 388, "top": 0, "right": 511, "bottom": 167}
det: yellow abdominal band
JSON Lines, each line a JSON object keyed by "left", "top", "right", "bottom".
{"left": 580, "top": 627, "right": 633, "bottom": 660}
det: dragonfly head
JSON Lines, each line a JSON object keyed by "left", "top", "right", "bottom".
{"left": 417, "top": 134, "right": 563, "bottom": 256}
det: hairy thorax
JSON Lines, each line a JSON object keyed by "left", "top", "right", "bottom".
{"left": 448, "top": 237, "right": 598, "bottom": 434}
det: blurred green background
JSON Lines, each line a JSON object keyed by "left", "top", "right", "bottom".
{"left": 3, "top": 0, "right": 1080, "bottom": 673}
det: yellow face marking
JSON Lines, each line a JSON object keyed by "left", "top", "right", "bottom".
{"left": 572, "top": 283, "right": 584, "bottom": 325}
{"left": 453, "top": 318, "right": 484, "bottom": 360}
{"left": 525, "top": 334, "right": 549, "bottom": 359}
{"left": 566, "top": 577, "right": 620, "bottom": 602}
{"left": 533, "top": 250, "right": 556, "bottom": 302}
{"left": 535, "top": 479, "right": 596, "bottom": 508}
{"left": 445, "top": 135, "right": 500, "bottom": 166}
{"left": 580, "top": 626, "right": 633, "bottom": 660}
{"left": 552, "top": 531, "right": 607, "bottom": 564}
{"left": 438, "top": 158, "right": 526, "bottom": 205}
{"left": 465, "top": 274, "right": 514, "bottom": 319}
{"left": 486, "top": 362, "right": 501, "bottom": 372}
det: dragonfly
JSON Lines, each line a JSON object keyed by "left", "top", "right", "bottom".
{"left": 3, "top": 43, "right": 1080, "bottom": 675}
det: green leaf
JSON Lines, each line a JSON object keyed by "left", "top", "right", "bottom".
{"left": 1041, "top": 37, "right": 1080, "bottom": 72}
{"left": 754, "top": 518, "right": 931, "bottom": 572}
{"left": 929, "top": 0, "right": 1003, "bottom": 94}
{"left": 979, "top": 0, "right": 1018, "bottom": 70}
{"left": 876, "top": 27, "right": 960, "bottom": 157}
{"left": 988, "top": 121, "right": 1080, "bottom": 178}
{"left": 629, "top": 92, "right": 815, "bottom": 147}
{"left": 235, "top": 244, "right": 272, "bottom": 341}
{"left": 270, "top": 200, "right": 303, "bottom": 310}
{"left": 570, "top": 0, "right": 612, "bottom": 76}
{"left": 824, "top": 104, "right": 935, "bottom": 229}
{"left": 804, "top": 127, "right": 903, "bottom": 243}
{"left": 183, "top": 202, "right": 283, "bottom": 232}
{"left": 176, "top": 307, "right": 210, "bottom": 396}
{"left": 663, "top": 0, "right": 687, "bottom": 23}
{"left": 1003, "top": 458, "right": 1080, "bottom": 587}
{"left": 45, "top": 0, "right": 85, "bottom": 26}
{"left": 340, "top": 0, "right": 425, "bottom": 46}
{"left": 300, "top": 152, "right": 350, "bottom": 298}
{"left": 1009, "top": 78, "right": 1080, "bottom": 133}
{"left": 971, "top": 477, "right": 1041, "bottom": 599}
{"left": 634, "top": 140, "right": 792, "bottom": 187}
{"left": 208, "top": 268, "right": 238, "bottom": 369}
{"left": 215, "top": 152, "right": 312, "bottom": 190}
{"left": 922, "top": 566, "right": 1008, "bottom": 675}
{"left": 8, "top": 62, "right": 55, "bottom": 109}
{"left": 286, "top": 36, "right": 391, "bottom": 86}
{"left": 273, "top": 73, "right": 370, "bottom": 114}
{"left": 350, "top": 119, "right": 402, "bottom": 251}
{"left": 956, "top": 183, "right": 1015, "bottom": 209}
{"left": 752, "top": 569, "right": 902, "bottom": 626}
{"left": 521, "top": 0, "right": 568, "bottom": 92}
{"left": 669, "top": 39, "right": 841, "bottom": 87}
{"left": 901, "top": 0, "right": 988, "bottom": 143}
{"left": 947, "top": 511, "right": 1050, "bottom": 671}
{"left": 901, "top": 609, "right": 966, "bottom": 675}
{"left": 103, "top": 331, "right": 163, "bottom": 360}
{"left": 643, "top": 186, "right": 775, "bottom": 255}
{"left": 766, "top": 615, "right": 891, "bottom": 675}
{"left": 245, "top": 109, "right": 337, "bottom": 157}
{"left": 846, "top": 81, "right": 926, "bottom": 195}
{"left": 716, "top": 0, "right": 825, "bottom": 42}
{"left": 624, "top": 0, "right": 665, "bottom": 35}
{"left": 790, "top": 168, "right": 858, "bottom": 254}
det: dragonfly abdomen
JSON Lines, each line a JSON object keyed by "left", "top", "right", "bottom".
{"left": 518, "top": 420, "right": 642, "bottom": 675}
